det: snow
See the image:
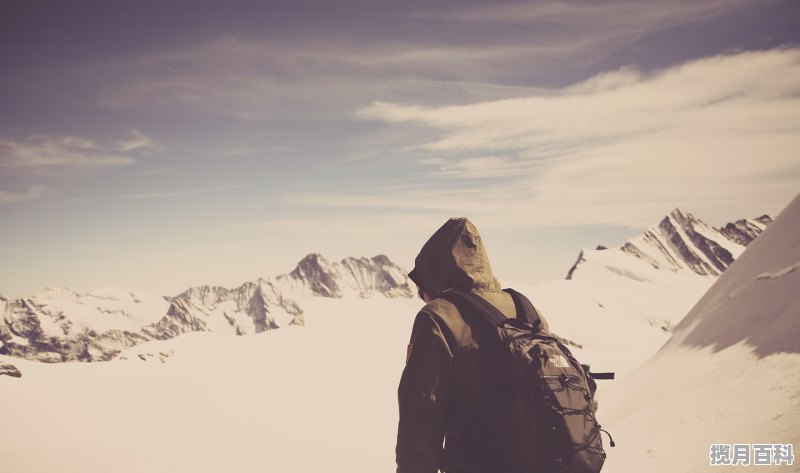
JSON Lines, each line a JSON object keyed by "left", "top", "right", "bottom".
{"left": 0, "top": 295, "right": 421, "bottom": 473}
{"left": 5, "top": 330, "right": 30, "bottom": 346}
{"left": 601, "top": 192, "right": 800, "bottom": 472}
{"left": 601, "top": 344, "right": 800, "bottom": 473}
{"left": 0, "top": 200, "right": 795, "bottom": 472}
{"left": 27, "top": 285, "right": 169, "bottom": 336}
{"left": 269, "top": 305, "right": 295, "bottom": 327}
{"left": 508, "top": 276, "right": 706, "bottom": 378}
{"left": 0, "top": 275, "right": 707, "bottom": 472}
{"left": 693, "top": 218, "right": 745, "bottom": 260}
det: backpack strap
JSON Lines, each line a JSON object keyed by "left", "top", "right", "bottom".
{"left": 440, "top": 289, "right": 507, "bottom": 327}
{"left": 440, "top": 288, "right": 541, "bottom": 330}
{"left": 503, "top": 288, "right": 543, "bottom": 331}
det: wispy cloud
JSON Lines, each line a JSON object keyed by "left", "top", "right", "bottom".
{"left": 114, "top": 130, "right": 159, "bottom": 153}
{"left": 346, "top": 48, "right": 800, "bottom": 227}
{"left": 119, "top": 185, "right": 238, "bottom": 200}
{"left": 0, "top": 185, "right": 48, "bottom": 204}
{"left": 73, "top": 244, "right": 112, "bottom": 253}
{"left": 85, "top": 35, "right": 620, "bottom": 121}
{"left": 0, "top": 247, "right": 31, "bottom": 254}
{"left": 128, "top": 168, "right": 176, "bottom": 177}
{"left": 209, "top": 146, "right": 260, "bottom": 158}
{"left": 443, "top": 0, "right": 749, "bottom": 27}
{"left": 83, "top": 0, "right": 755, "bottom": 124}
{"left": 0, "top": 135, "right": 136, "bottom": 168}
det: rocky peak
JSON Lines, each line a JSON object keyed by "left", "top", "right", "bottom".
{"left": 565, "top": 250, "right": 587, "bottom": 280}
{"left": 569, "top": 208, "right": 771, "bottom": 281}
{"left": 0, "top": 362, "right": 22, "bottom": 378}
{"left": 337, "top": 255, "right": 413, "bottom": 298}
{"left": 1, "top": 252, "right": 411, "bottom": 363}
{"left": 289, "top": 253, "right": 342, "bottom": 298}
{"left": 656, "top": 210, "right": 733, "bottom": 276}
{"left": 371, "top": 254, "right": 393, "bottom": 266}
{"left": 175, "top": 285, "right": 229, "bottom": 306}
{"left": 719, "top": 215, "right": 773, "bottom": 246}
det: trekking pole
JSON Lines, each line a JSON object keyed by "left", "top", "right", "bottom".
{"left": 581, "top": 364, "right": 615, "bottom": 380}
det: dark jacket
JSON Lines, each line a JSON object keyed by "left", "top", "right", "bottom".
{"left": 396, "top": 218, "right": 548, "bottom": 473}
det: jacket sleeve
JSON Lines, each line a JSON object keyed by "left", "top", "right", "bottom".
{"left": 396, "top": 311, "right": 453, "bottom": 473}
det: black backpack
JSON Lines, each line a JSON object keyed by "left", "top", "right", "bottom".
{"left": 441, "top": 288, "right": 613, "bottom": 473}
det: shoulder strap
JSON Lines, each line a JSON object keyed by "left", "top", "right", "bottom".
{"left": 440, "top": 289, "right": 507, "bottom": 327}
{"left": 440, "top": 288, "right": 541, "bottom": 330}
{"left": 503, "top": 288, "right": 543, "bottom": 330}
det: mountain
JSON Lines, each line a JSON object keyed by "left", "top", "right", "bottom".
{"left": 664, "top": 207, "right": 799, "bottom": 357}
{"left": 567, "top": 208, "right": 772, "bottom": 280}
{"left": 0, "top": 209, "right": 770, "bottom": 367}
{"left": 560, "top": 208, "right": 771, "bottom": 333}
{"left": 507, "top": 209, "right": 772, "bottom": 377}
{"left": 0, "top": 254, "right": 412, "bottom": 362}
{"left": 277, "top": 253, "right": 414, "bottom": 299}
{"left": 600, "top": 193, "right": 800, "bottom": 472}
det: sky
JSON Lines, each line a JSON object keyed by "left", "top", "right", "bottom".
{"left": 1, "top": 0, "right": 799, "bottom": 298}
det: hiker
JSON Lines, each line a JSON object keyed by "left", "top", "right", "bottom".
{"left": 396, "top": 217, "right": 551, "bottom": 473}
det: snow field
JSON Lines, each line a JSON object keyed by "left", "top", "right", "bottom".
{"left": 0, "top": 296, "right": 421, "bottom": 473}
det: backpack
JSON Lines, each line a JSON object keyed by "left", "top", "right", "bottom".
{"left": 440, "top": 288, "right": 613, "bottom": 473}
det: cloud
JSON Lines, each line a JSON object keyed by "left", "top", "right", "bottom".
{"left": 114, "top": 130, "right": 158, "bottom": 153}
{"left": 128, "top": 168, "right": 176, "bottom": 176}
{"left": 443, "top": 0, "right": 749, "bottom": 27}
{"left": 0, "top": 185, "right": 48, "bottom": 204}
{"left": 429, "top": 156, "right": 544, "bottom": 179}
{"left": 82, "top": 0, "right": 755, "bottom": 124}
{"left": 0, "top": 135, "right": 135, "bottom": 168}
{"left": 73, "top": 244, "right": 112, "bottom": 253}
{"left": 348, "top": 48, "right": 800, "bottom": 228}
{"left": 82, "top": 30, "right": 635, "bottom": 122}
{"left": 0, "top": 247, "right": 31, "bottom": 254}
{"left": 119, "top": 185, "right": 238, "bottom": 200}
{"left": 209, "top": 146, "right": 260, "bottom": 158}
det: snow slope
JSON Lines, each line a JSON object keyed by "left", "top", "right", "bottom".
{"left": 601, "top": 193, "right": 800, "bottom": 473}
{"left": 0, "top": 296, "right": 422, "bottom": 473}
{"left": 537, "top": 209, "right": 772, "bottom": 376}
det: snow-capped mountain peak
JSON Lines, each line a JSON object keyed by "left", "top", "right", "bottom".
{"left": 599, "top": 195, "right": 799, "bottom": 473}
{"left": 719, "top": 214, "right": 772, "bottom": 245}
{"left": 665, "top": 199, "right": 799, "bottom": 357}
{"left": 283, "top": 252, "right": 413, "bottom": 298}
{"left": 567, "top": 209, "right": 772, "bottom": 281}
{"left": 288, "top": 253, "right": 342, "bottom": 297}
{"left": 1, "top": 253, "right": 412, "bottom": 362}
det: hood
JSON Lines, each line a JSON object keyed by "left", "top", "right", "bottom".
{"left": 408, "top": 218, "right": 501, "bottom": 299}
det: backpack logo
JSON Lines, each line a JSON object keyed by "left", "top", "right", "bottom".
{"left": 549, "top": 354, "right": 570, "bottom": 368}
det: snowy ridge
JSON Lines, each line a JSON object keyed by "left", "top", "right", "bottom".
{"left": 719, "top": 215, "right": 772, "bottom": 246}
{"left": 278, "top": 253, "right": 413, "bottom": 299}
{"left": 601, "top": 193, "right": 800, "bottom": 473}
{"left": 664, "top": 196, "right": 800, "bottom": 357}
{"left": 567, "top": 209, "right": 771, "bottom": 281}
{"left": 0, "top": 253, "right": 412, "bottom": 362}
{"left": 525, "top": 208, "right": 773, "bottom": 376}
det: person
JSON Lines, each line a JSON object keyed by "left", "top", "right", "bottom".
{"left": 396, "top": 217, "right": 549, "bottom": 473}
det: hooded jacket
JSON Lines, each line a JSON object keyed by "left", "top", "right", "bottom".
{"left": 396, "top": 218, "right": 548, "bottom": 473}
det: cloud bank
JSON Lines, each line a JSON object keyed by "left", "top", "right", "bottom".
{"left": 352, "top": 48, "right": 800, "bottom": 228}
